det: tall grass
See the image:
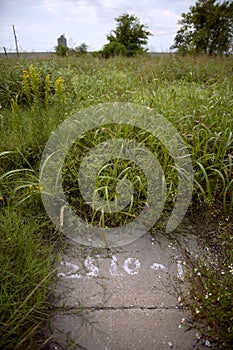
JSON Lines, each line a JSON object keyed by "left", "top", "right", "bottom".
{"left": 0, "top": 53, "right": 232, "bottom": 348}
{"left": 0, "top": 209, "right": 54, "bottom": 350}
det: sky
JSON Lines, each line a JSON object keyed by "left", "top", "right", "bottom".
{"left": 0, "top": 0, "right": 196, "bottom": 53}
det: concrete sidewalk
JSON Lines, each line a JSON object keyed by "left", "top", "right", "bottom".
{"left": 45, "top": 232, "right": 208, "bottom": 350}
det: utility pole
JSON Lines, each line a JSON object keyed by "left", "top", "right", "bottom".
{"left": 3, "top": 47, "right": 9, "bottom": 59}
{"left": 12, "top": 25, "right": 19, "bottom": 58}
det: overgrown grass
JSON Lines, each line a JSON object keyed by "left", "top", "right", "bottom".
{"left": 0, "top": 53, "right": 232, "bottom": 348}
{"left": 0, "top": 209, "right": 54, "bottom": 350}
{"left": 62, "top": 123, "right": 175, "bottom": 228}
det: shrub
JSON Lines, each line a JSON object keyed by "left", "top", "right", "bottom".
{"left": 55, "top": 44, "right": 69, "bottom": 57}
{"left": 101, "top": 41, "right": 126, "bottom": 58}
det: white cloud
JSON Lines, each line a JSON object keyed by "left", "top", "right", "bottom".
{"left": 40, "top": 0, "right": 64, "bottom": 13}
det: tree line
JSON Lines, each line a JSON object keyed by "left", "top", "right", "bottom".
{"left": 56, "top": 0, "right": 233, "bottom": 57}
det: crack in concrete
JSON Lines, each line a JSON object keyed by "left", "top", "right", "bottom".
{"left": 53, "top": 305, "right": 187, "bottom": 313}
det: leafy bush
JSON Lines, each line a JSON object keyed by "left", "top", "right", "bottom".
{"left": 101, "top": 41, "right": 126, "bottom": 58}
{"left": 55, "top": 44, "right": 69, "bottom": 56}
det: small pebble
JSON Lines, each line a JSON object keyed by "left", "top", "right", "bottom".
{"left": 168, "top": 341, "right": 173, "bottom": 348}
{"left": 205, "top": 339, "right": 211, "bottom": 347}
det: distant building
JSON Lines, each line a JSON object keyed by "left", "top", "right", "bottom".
{"left": 57, "top": 34, "right": 67, "bottom": 47}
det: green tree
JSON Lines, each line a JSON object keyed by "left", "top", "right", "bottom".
{"left": 103, "top": 13, "right": 152, "bottom": 56}
{"left": 171, "top": 0, "right": 233, "bottom": 55}
{"left": 75, "top": 42, "right": 88, "bottom": 54}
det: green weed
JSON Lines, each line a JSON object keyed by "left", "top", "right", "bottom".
{"left": 183, "top": 213, "right": 233, "bottom": 349}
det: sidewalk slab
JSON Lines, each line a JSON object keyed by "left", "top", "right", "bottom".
{"left": 45, "top": 232, "right": 206, "bottom": 350}
{"left": 49, "top": 308, "right": 202, "bottom": 350}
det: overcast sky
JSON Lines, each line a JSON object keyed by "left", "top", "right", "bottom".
{"left": 0, "top": 0, "right": 196, "bottom": 53}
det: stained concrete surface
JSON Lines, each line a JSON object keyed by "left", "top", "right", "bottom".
{"left": 44, "top": 232, "right": 209, "bottom": 350}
